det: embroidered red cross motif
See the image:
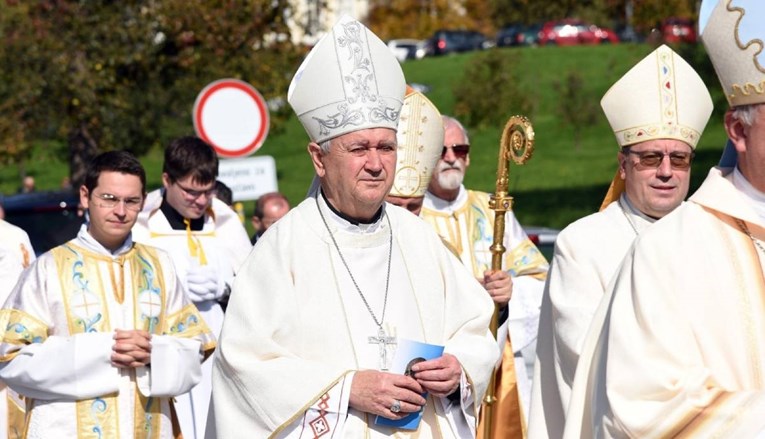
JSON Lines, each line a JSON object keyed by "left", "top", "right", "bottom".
{"left": 309, "top": 393, "right": 331, "bottom": 438}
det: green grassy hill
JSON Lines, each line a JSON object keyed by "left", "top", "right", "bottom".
{"left": 1, "top": 43, "right": 729, "bottom": 231}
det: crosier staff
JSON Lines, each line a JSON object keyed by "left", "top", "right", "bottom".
{"left": 480, "top": 115, "right": 535, "bottom": 439}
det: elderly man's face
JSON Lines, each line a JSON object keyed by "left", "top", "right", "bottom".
{"left": 619, "top": 138, "right": 693, "bottom": 219}
{"left": 310, "top": 128, "right": 397, "bottom": 219}
{"left": 431, "top": 122, "right": 470, "bottom": 192}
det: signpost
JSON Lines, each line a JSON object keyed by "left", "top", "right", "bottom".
{"left": 193, "top": 79, "right": 274, "bottom": 203}
{"left": 193, "top": 78, "right": 270, "bottom": 158}
{"left": 217, "top": 156, "right": 278, "bottom": 202}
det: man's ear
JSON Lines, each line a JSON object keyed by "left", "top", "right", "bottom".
{"left": 161, "top": 172, "right": 172, "bottom": 189}
{"left": 724, "top": 109, "right": 748, "bottom": 154}
{"left": 79, "top": 185, "right": 90, "bottom": 210}
{"left": 308, "top": 142, "right": 326, "bottom": 177}
{"left": 617, "top": 150, "right": 627, "bottom": 180}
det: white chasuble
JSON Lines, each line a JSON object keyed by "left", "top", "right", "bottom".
{"left": 209, "top": 196, "right": 499, "bottom": 438}
{"left": 0, "top": 229, "right": 216, "bottom": 439}
{"left": 133, "top": 189, "right": 251, "bottom": 439}
{"left": 528, "top": 195, "right": 654, "bottom": 439}
{"left": 574, "top": 167, "right": 765, "bottom": 438}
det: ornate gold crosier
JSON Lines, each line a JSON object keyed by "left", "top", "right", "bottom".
{"left": 481, "top": 115, "right": 535, "bottom": 439}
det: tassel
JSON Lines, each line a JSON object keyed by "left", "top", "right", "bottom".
{"left": 183, "top": 218, "right": 207, "bottom": 265}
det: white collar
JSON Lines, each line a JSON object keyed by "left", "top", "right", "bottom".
{"left": 76, "top": 224, "right": 134, "bottom": 256}
{"left": 732, "top": 166, "right": 765, "bottom": 223}
{"left": 317, "top": 189, "right": 385, "bottom": 235}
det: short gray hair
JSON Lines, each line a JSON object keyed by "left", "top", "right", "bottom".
{"left": 442, "top": 115, "right": 470, "bottom": 144}
{"left": 318, "top": 139, "right": 332, "bottom": 154}
{"left": 730, "top": 103, "right": 765, "bottom": 128}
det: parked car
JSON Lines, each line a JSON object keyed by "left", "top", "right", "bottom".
{"left": 516, "top": 23, "right": 543, "bottom": 46}
{"left": 427, "top": 29, "right": 488, "bottom": 56}
{"left": 539, "top": 19, "right": 619, "bottom": 46}
{"left": 387, "top": 38, "right": 427, "bottom": 62}
{"left": 3, "top": 190, "right": 84, "bottom": 255}
{"left": 496, "top": 23, "right": 524, "bottom": 47}
{"left": 660, "top": 17, "right": 697, "bottom": 44}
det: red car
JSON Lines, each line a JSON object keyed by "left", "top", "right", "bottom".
{"left": 661, "top": 17, "right": 697, "bottom": 44}
{"left": 539, "top": 19, "right": 619, "bottom": 46}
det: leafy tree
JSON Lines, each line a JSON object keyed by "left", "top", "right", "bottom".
{"left": 552, "top": 70, "right": 599, "bottom": 150}
{"left": 0, "top": 0, "right": 301, "bottom": 187}
{"left": 452, "top": 48, "right": 533, "bottom": 129}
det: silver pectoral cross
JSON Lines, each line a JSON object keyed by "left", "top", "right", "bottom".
{"left": 368, "top": 327, "right": 397, "bottom": 371}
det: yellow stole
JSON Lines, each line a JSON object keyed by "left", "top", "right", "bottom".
{"left": 52, "top": 243, "right": 166, "bottom": 439}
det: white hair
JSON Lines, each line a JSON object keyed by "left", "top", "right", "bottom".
{"left": 730, "top": 103, "right": 765, "bottom": 128}
{"left": 442, "top": 115, "right": 470, "bottom": 144}
{"left": 319, "top": 139, "right": 332, "bottom": 154}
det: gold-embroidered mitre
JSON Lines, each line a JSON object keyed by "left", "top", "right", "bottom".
{"left": 287, "top": 15, "right": 406, "bottom": 143}
{"left": 601, "top": 44, "right": 713, "bottom": 149}
{"left": 390, "top": 89, "right": 444, "bottom": 198}
{"left": 700, "top": 0, "right": 765, "bottom": 107}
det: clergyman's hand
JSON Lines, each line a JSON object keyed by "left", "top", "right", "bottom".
{"left": 349, "top": 370, "right": 426, "bottom": 420}
{"left": 409, "top": 353, "right": 462, "bottom": 398}
{"left": 478, "top": 269, "right": 512, "bottom": 307}
{"left": 111, "top": 329, "right": 152, "bottom": 368}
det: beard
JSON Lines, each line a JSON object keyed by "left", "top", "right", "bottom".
{"left": 434, "top": 161, "right": 465, "bottom": 191}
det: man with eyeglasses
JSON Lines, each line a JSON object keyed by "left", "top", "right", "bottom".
{"left": 420, "top": 115, "right": 550, "bottom": 415}
{"left": 0, "top": 150, "right": 215, "bottom": 438}
{"left": 529, "top": 44, "right": 714, "bottom": 438}
{"left": 132, "top": 136, "right": 251, "bottom": 439}
{"left": 570, "top": 3, "right": 765, "bottom": 437}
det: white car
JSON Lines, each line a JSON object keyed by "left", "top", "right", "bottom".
{"left": 387, "top": 39, "right": 427, "bottom": 62}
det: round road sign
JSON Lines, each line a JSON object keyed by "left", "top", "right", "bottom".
{"left": 193, "top": 78, "right": 270, "bottom": 158}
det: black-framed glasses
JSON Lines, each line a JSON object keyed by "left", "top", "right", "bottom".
{"left": 175, "top": 182, "right": 217, "bottom": 200}
{"left": 625, "top": 149, "right": 695, "bottom": 170}
{"left": 442, "top": 144, "right": 470, "bottom": 159}
{"left": 93, "top": 193, "right": 143, "bottom": 211}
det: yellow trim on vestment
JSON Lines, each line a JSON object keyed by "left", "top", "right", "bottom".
{"left": 52, "top": 243, "right": 170, "bottom": 439}
{"left": 0, "top": 309, "right": 48, "bottom": 361}
{"left": 7, "top": 388, "right": 25, "bottom": 439}
{"left": 162, "top": 304, "right": 216, "bottom": 360}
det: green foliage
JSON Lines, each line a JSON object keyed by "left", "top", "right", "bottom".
{"left": 0, "top": 0, "right": 301, "bottom": 186}
{"left": 1, "top": 42, "right": 729, "bottom": 231}
{"left": 552, "top": 70, "right": 600, "bottom": 149}
{"left": 452, "top": 49, "right": 533, "bottom": 129}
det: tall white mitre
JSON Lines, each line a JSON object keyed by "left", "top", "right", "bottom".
{"left": 599, "top": 44, "right": 713, "bottom": 207}
{"left": 390, "top": 88, "right": 444, "bottom": 197}
{"left": 287, "top": 15, "right": 406, "bottom": 143}
{"left": 700, "top": 0, "right": 765, "bottom": 107}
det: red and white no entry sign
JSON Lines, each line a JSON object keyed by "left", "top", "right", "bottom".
{"left": 193, "top": 79, "right": 270, "bottom": 158}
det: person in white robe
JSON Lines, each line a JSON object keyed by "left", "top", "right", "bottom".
{"left": 575, "top": 2, "right": 765, "bottom": 436}
{"left": 207, "top": 16, "right": 499, "bottom": 439}
{"left": 132, "top": 136, "right": 251, "bottom": 439}
{"left": 0, "top": 151, "right": 215, "bottom": 439}
{"left": 0, "top": 219, "right": 35, "bottom": 271}
{"left": 420, "top": 115, "right": 549, "bottom": 413}
{"left": 527, "top": 44, "right": 714, "bottom": 438}
{"left": 0, "top": 218, "right": 36, "bottom": 438}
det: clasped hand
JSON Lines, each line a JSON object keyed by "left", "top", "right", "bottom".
{"left": 186, "top": 264, "right": 222, "bottom": 302}
{"left": 111, "top": 329, "right": 151, "bottom": 368}
{"left": 349, "top": 354, "right": 462, "bottom": 419}
{"left": 478, "top": 269, "right": 512, "bottom": 307}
